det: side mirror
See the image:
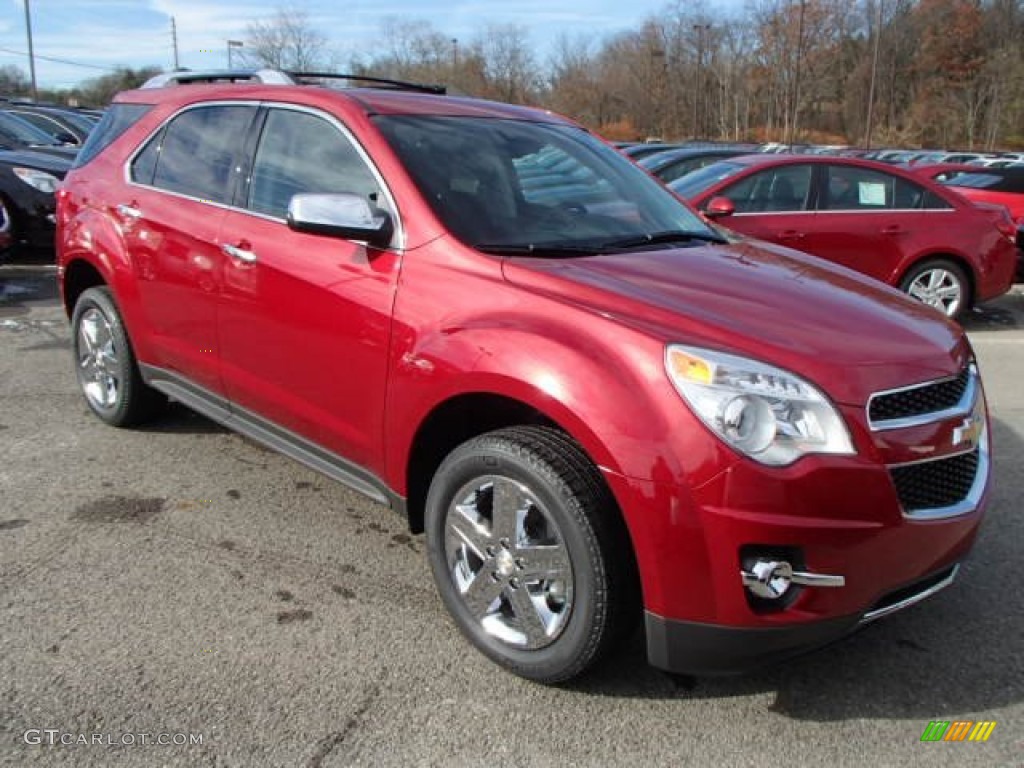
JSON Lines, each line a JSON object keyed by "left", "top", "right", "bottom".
{"left": 286, "top": 193, "right": 394, "bottom": 247}
{"left": 704, "top": 196, "right": 736, "bottom": 219}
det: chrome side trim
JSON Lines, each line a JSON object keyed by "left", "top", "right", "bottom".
{"left": 859, "top": 565, "right": 959, "bottom": 625}
{"left": 868, "top": 364, "right": 977, "bottom": 432}
{"left": 139, "top": 364, "right": 398, "bottom": 509}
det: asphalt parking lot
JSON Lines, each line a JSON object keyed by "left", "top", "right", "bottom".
{"left": 1, "top": 262, "right": 1022, "bottom": 767}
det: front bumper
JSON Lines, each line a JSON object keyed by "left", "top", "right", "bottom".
{"left": 645, "top": 564, "right": 959, "bottom": 675}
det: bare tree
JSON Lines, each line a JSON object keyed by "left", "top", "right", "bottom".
{"left": 243, "top": 5, "right": 330, "bottom": 71}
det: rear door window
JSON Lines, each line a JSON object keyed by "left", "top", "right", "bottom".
{"left": 137, "top": 105, "right": 256, "bottom": 204}
{"left": 821, "top": 165, "right": 934, "bottom": 210}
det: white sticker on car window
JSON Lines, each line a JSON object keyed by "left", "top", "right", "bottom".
{"left": 859, "top": 182, "right": 887, "bottom": 206}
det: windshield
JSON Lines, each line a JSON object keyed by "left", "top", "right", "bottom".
{"left": 373, "top": 116, "right": 717, "bottom": 253}
{"left": 668, "top": 160, "right": 746, "bottom": 199}
{"left": 0, "top": 111, "right": 60, "bottom": 146}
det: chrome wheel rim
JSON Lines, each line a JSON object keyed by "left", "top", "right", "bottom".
{"left": 444, "top": 476, "right": 574, "bottom": 650}
{"left": 907, "top": 269, "right": 962, "bottom": 317}
{"left": 77, "top": 307, "right": 120, "bottom": 410}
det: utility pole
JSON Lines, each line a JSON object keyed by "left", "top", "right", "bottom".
{"left": 787, "top": 0, "right": 807, "bottom": 146}
{"left": 23, "top": 0, "right": 38, "bottom": 102}
{"left": 693, "top": 24, "right": 711, "bottom": 139}
{"left": 171, "top": 16, "right": 180, "bottom": 70}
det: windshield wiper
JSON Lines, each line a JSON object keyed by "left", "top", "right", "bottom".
{"left": 474, "top": 242, "right": 605, "bottom": 258}
{"left": 602, "top": 230, "right": 727, "bottom": 250}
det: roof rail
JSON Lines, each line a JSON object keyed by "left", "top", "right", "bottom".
{"left": 140, "top": 68, "right": 446, "bottom": 95}
{"left": 286, "top": 72, "right": 446, "bottom": 95}
{"left": 140, "top": 69, "right": 296, "bottom": 88}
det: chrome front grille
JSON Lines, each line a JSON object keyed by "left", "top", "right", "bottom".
{"left": 890, "top": 449, "right": 980, "bottom": 513}
{"left": 868, "top": 366, "right": 972, "bottom": 430}
{"left": 867, "top": 363, "right": 988, "bottom": 520}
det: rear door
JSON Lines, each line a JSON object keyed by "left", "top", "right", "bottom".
{"left": 216, "top": 105, "right": 402, "bottom": 471}
{"left": 124, "top": 103, "right": 257, "bottom": 395}
{"left": 802, "top": 164, "right": 943, "bottom": 283}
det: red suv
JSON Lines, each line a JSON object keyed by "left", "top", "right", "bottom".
{"left": 670, "top": 155, "right": 1018, "bottom": 320}
{"left": 57, "top": 71, "right": 990, "bottom": 683}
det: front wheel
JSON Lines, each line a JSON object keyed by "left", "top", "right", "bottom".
{"left": 71, "top": 286, "right": 165, "bottom": 427}
{"left": 425, "top": 426, "right": 638, "bottom": 683}
{"left": 900, "top": 259, "right": 970, "bottom": 321}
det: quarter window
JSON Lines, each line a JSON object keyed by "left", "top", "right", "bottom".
{"left": 136, "top": 105, "right": 256, "bottom": 204}
{"left": 248, "top": 109, "right": 385, "bottom": 218}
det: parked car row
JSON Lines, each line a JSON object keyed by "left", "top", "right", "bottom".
{"left": 0, "top": 103, "right": 92, "bottom": 259}
{"left": 624, "top": 138, "right": 1020, "bottom": 319}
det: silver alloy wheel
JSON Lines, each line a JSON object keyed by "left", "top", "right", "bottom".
{"left": 77, "top": 307, "right": 120, "bottom": 410}
{"left": 906, "top": 268, "right": 963, "bottom": 317}
{"left": 444, "top": 476, "right": 574, "bottom": 650}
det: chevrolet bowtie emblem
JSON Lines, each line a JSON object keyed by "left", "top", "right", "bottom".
{"left": 952, "top": 415, "right": 984, "bottom": 449}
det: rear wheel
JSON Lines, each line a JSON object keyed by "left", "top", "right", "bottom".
{"left": 71, "top": 286, "right": 165, "bottom": 426}
{"left": 900, "top": 259, "right": 970, "bottom": 321}
{"left": 425, "top": 426, "right": 639, "bottom": 683}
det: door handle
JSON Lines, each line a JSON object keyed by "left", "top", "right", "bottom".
{"left": 221, "top": 243, "right": 257, "bottom": 264}
{"left": 116, "top": 203, "right": 142, "bottom": 219}
{"left": 881, "top": 225, "right": 907, "bottom": 236}
{"left": 778, "top": 229, "right": 805, "bottom": 241}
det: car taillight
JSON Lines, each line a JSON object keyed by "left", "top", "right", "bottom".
{"left": 993, "top": 207, "right": 1017, "bottom": 242}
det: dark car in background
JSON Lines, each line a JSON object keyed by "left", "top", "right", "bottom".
{"left": 670, "top": 154, "right": 1018, "bottom": 319}
{"left": 0, "top": 148, "right": 71, "bottom": 257}
{"left": 0, "top": 111, "right": 78, "bottom": 160}
{"left": 637, "top": 146, "right": 755, "bottom": 184}
{"left": 1, "top": 104, "right": 95, "bottom": 146}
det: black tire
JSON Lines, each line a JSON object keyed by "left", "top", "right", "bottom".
{"left": 71, "top": 286, "right": 165, "bottom": 427}
{"left": 425, "top": 425, "right": 639, "bottom": 683}
{"left": 899, "top": 258, "right": 970, "bottom": 321}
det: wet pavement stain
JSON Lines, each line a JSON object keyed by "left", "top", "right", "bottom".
{"left": 277, "top": 609, "right": 313, "bottom": 624}
{"left": 217, "top": 540, "right": 237, "bottom": 551}
{"left": 332, "top": 585, "right": 356, "bottom": 600}
{"left": 226, "top": 489, "right": 241, "bottom": 499}
{"left": 72, "top": 496, "right": 165, "bottom": 524}
{"left": 275, "top": 589, "right": 295, "bottom": 602}
{"left": 0, "top": 519, "right": 30, "bottom": 531}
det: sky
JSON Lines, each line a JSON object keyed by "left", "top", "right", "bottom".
{"left": 0, "top": 0, "right": 693, "bottom": 90}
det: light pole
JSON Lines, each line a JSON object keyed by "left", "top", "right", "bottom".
{"left": 227, "top": 40, "right": 244, "bottom": 69}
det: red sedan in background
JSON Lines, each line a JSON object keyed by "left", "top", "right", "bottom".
{"left": 670, "top": 155, "right": 1018, "bottom": 319}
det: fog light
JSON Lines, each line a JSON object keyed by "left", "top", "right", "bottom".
{"left": 741, "top": 559, "right": 846, "bottom": 600}
{"left": 742, "top": 560, "right": 794, "bottom": 600}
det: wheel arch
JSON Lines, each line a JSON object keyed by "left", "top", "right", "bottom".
{"left": 898, "top": 252, "right": 976, "bottom": 307}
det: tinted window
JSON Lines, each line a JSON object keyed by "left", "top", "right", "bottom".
{"left": 73, "top": 103, "right": 152, "bottom": 168}
{"left": 9, "top": 111, "right": 66, "bottom": 138}
{"left": 821, "top": 165, "right": 928, "bottom": 210}
{"left": 376, "top": 115, "right": 716, "bottom": 248}
{"left": 130, "top": 126, "right": 164, "bottom": 186}
{"left": 148, "top": 106, "right": 255, "bottom": 203}
{"left": 248, "top": 109, "right": 384, "bottom": 218}
{"left": 718, "top": 164, "right": 812, "bottom": 213}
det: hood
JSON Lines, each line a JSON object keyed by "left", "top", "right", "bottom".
{"left": 0, "top": 148, "right": 74, "bottom": 176}
{"left": 502, "top": 239, "right": 969, "bottom": 405}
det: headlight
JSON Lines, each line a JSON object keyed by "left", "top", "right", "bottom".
{"left": 665, "top": 345, "right": 855, "bottom": 466}
{"left": 13, "top": 167, "right": 61, "bottom": 194}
